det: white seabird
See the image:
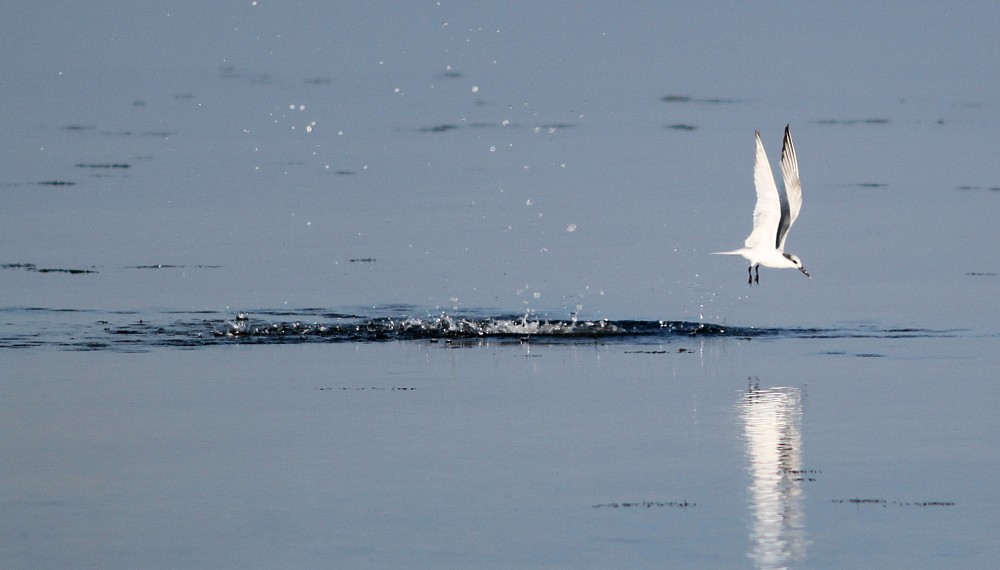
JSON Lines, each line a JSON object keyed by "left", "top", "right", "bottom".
{"left": 715, "top": 125, "right": 810, "bottom": 284}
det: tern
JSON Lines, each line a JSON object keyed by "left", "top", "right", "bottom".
{"left": 715, "top": 125, "right": 810, "bottom": 284}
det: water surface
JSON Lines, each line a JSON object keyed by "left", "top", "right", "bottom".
{"left": 2, "top": 2, "right": 999, "bottom": 568}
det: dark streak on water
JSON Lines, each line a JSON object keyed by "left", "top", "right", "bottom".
{"left": 2, "top": 263, "right": 97, "bottom": 274}
{"left": 830, "top": 498, "right": 956, "bottom": 507}
{"left": 811, "top": 118, "right": 891, "bottom": 125}
{"left": 415, "top": 122, "right": 576, "bottom": 133}
{"left": 75, "top": 163, "right": 130, "bottom": 169}
{"left": 128, "top": 264, "right": 224, "bottom": 270}
{"left": 661, "top": 95, "right": 742, "bottom": 104}
{"left": 0, "top": 307, "right": 963, "bottom": 352}
{"left": 956, "top": 185, "right": 1000, "bottom": 192}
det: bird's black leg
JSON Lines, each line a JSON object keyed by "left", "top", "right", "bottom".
{"left": 747, "top": 266, "right": 753, "bottom": 285}
{"left": 754, "top": 265, "right": 760, "bottom": 284}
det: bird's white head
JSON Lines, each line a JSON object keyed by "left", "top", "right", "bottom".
{"left": 783, "top": 253, "right": 810, "bottom": 277}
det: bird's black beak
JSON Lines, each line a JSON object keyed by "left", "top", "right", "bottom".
{"left": 799, "top": 266, "right": 811, "bottom": 278}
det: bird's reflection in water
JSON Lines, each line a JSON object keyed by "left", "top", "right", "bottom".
{"left": 738, "top": 378, "right": 807, "bottom": 569}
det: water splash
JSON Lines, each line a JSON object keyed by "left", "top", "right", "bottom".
{"left": 0, "top": 307, "right": 960, "bottom": 352}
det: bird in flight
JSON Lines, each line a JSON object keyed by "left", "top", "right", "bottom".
{"left": 715, "top": 125, "right": 810, "bottom": 284}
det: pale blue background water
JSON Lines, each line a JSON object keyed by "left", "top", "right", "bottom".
{"left": 2, "top": 2, "right": 999, "bottom": 568}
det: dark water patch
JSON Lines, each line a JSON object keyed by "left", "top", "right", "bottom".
{"left": 75, "top": 163, "right": 130, "bottom": 169}
{"left": 592, "top": 500, "right": 695, "bottom": 509}
{"left": 811, "top": 118, "right": 890, "bottom": 125}
{"left": 956, "top": 185, "right": 1000, "bottom": 192}
{"left": 333, "top": 170, "right": 356, "bottom": 175}
{"left": 831, "top": 498, "right": 955, "bottom": 507}
{"left": 129, "top": 264, "right": 223, "bottom": 270}
{"left": 855, "top": 182, "right": 887, "bottom": 188}
{"left": 662, "top": 94, "right": 741, "bottom": 104}
{"left": 33, "top": 268, "right": 97, "bottom": 274}
{"left": 820, "top": 348, "right": 897, "bottom": 358}
{"left": 966, "top": 272, "right": 998, "bottom": 277}
{"left": 624, "top": 348, "right": 693, "bottom": 354}
{"left": 419, "top": 124, "right": 460, "bottom": 133}
{"left": 783, "top": 469, "right": 821, "bottom": 482}
{"left": 426, "top": 121, "right": 577, "bottom": 131}
{"left": 2, "top": 263, "right": 96, "bottom": 274}
{"left": 349, "top": 258, "right": 376, "bottom": 263}
{"left": 666, "top": 124, "right": 697, "bottom": 131}
{"left": 303, "top": 77, "right": 333, "bottom": 85}
{"left": 97, "top": 131, "right": 174, "bottom": 138}
{"left": 61, "top": 125, "right": 96, "bottom": 131}
{"left": 71, "top": 341, "right": 114, "bottom": 351}
{"left": 37, "top": 180, "right": 76, "bottom": 186}
{"left": 318, "top": 385, "right": 416, "bottom": 392}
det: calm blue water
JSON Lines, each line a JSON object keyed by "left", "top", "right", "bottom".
{"left": 2, "top": 2, "right": 999, "bottom": 568}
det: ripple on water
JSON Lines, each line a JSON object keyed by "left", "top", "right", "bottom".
{"left": 0, "top": 308, "right": 965, "bottom": 352}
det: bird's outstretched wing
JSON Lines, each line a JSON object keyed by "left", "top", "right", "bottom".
{"left": 777, "top": 125, "right": 802, "bottom": 252}
{"left": 744, "top": 130, "right": 781, "bottom": 251}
